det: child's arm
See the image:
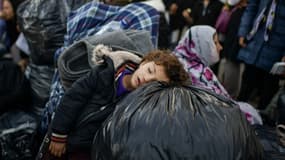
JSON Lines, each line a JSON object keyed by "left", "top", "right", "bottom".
{"left": 48, "top": 66, "right": 101, "bottom": 157}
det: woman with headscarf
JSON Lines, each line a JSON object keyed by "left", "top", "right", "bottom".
{"left": 219, "top": 0, "right": 247, "bottom": 99}
{"left": 173, "top": 25, "right": 264, "bottom": 126}
{"left": 173, "top": 25, "right": 228, "bottom": 97}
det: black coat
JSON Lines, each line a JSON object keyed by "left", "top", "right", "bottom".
{"left": 165, "top": 0, "right": 196, "bottom": 30}
{"left": 0, "top": 58, "right": 31, "bottom": 114}
{"left": 223, "top": 7, "right": 246, "bottom": 62}
{"left": 52, "top": 57, "right": 118, "bottom": 151}
{"left": 191, "top": 0, "right": 223, "bottom": 27}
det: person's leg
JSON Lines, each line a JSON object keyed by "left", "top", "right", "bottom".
{"left": 222, "top": 59, "right": 241, "bottom": 99}
{"left": 261, "top": 88, "right": 281, "bottom": 124}
{"left": 257, "top": 71, "right": 279, "bottom": 110}
{"left": 238, "top": 64, "right": 259, "bottom": 102}
{"left": 277, "top": 87, "right": 285, "bottom": 147}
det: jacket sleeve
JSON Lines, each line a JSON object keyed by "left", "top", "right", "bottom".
{"left": 51, "top": 65, "right": 101, "bottom": 137}
{"left": 238, "top": 0, "right": 261, "bottom": 37}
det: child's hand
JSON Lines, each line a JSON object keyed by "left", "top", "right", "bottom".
{"left": 49, "top": 140, "right": 66, "bottom": 157}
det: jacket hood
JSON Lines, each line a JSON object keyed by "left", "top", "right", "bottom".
{"left": 92, "top": 44, "right": 142, "bottom": 70}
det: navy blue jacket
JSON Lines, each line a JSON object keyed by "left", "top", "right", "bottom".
{"left": 52, "top": 57, "right": 117, "bottom": 151}
{"left": 238, "top": 0, "right": 285, "bottom": 71}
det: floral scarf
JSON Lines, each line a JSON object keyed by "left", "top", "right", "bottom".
{"left": 173, "top": 26, "right": 230, "bottom": 98}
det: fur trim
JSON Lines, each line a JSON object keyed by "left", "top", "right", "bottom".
{"left": 92, "top": 44, "right": 142, "bottom": 70}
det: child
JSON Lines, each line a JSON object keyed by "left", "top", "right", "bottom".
{"left": 47, "top": 45, "right": 190, "bottom": 159}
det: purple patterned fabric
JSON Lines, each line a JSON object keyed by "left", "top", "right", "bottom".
{"left": 116, "top": 69, "right": 132, "bottom": 97}
{"left": 173, "top": 28, "right": 230, "bottom": 98}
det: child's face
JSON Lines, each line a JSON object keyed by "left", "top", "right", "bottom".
{"left": 130, "top": 61, "right": 169, "bottom": 89}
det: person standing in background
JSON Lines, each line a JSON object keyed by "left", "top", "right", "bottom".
{"left": 1, "top": 0, "right": 21, "bottom": 49}
{"left": 182, "top": 0, "right": 223, "bottom": 27}
{"left": 0, "top": 0, "right": 29, "bottom": 70}
{"left": 219, "top": 0, "right": 247, "bottom": 99}
{"left": 164, "top": 0, "right": 197, "bottom": 47}
{"left": 237, "top": 0, "right": 285, "bottom": 111}
{"left": 182, "top": 0, "right": 223, "bottom": 74}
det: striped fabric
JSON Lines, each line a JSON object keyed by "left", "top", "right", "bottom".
{"left": 65, "top": 1, "right": 159, "bottom": 47}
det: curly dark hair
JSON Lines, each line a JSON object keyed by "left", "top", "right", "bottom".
{"left": 141, "top": 50, "right": 191, "bottom": 86}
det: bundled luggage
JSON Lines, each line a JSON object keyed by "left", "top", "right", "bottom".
{"left": 93, "top": 82, "right": 263, "bottom": 160}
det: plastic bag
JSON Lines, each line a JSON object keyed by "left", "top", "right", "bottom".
{"left": 92, "top": 82, "right": 263, "bottom": 160}
{"left": 26, "top": 63, "right": 54, "bottom": 116}
{"left": 254, "top": 125, "right": 285, "bottom": 159}
{"left": 0, "top": 111, "right": 37, "bottom": 160}
{"left": 17, "top": 0, "right": 91, "bottom": 65}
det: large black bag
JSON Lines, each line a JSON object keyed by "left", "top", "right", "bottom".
{"left": 0, "top": 111, "right": 37, "bottom": 160}
{"left": 17, "top": 0, "right": 91, "bottom": 65}
{"left": 92, "top": 82, "right": 263, "bottom": 160}
{"left": 254, "top": 125, "right": 285, "bottom": 160}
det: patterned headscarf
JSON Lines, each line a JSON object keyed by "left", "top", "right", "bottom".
{"left": 188, "top": 25, "right": 219, "bottom": 66}
{"left": 173, "top": 25, "right": 229, "bottom": 97}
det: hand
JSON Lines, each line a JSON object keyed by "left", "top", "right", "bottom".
{"left": 169, "top": 3, "right": 178, "bottom": 15}
{"left": 182, "top": 9, "right": 193, "bottom": 24}
{"left": 182, "top": 9, "right": 191, "bottom": 18}
{"left": 239, "top": 37, "right": 247, "bottom": 48}
{"left": 17, "top": 59, "right": 29, "bottom": 72}
{"left": 49, "top": 141, "right": 66, "bottom": 157}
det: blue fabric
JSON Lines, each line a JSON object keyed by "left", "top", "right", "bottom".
{"left": 41, "top": 1, "right": 159, "bottom": 133}
{"left": 40, "top": 71, "right": 64, "bottom": 134}
{"left": 238, "top": 0, "right": 285, "bottom": 71}
{"left": 0, "top": 19, "right": 9, "bottom": 54}
{"left": 65, "top": 1, "right": 158, "bottom": 47}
